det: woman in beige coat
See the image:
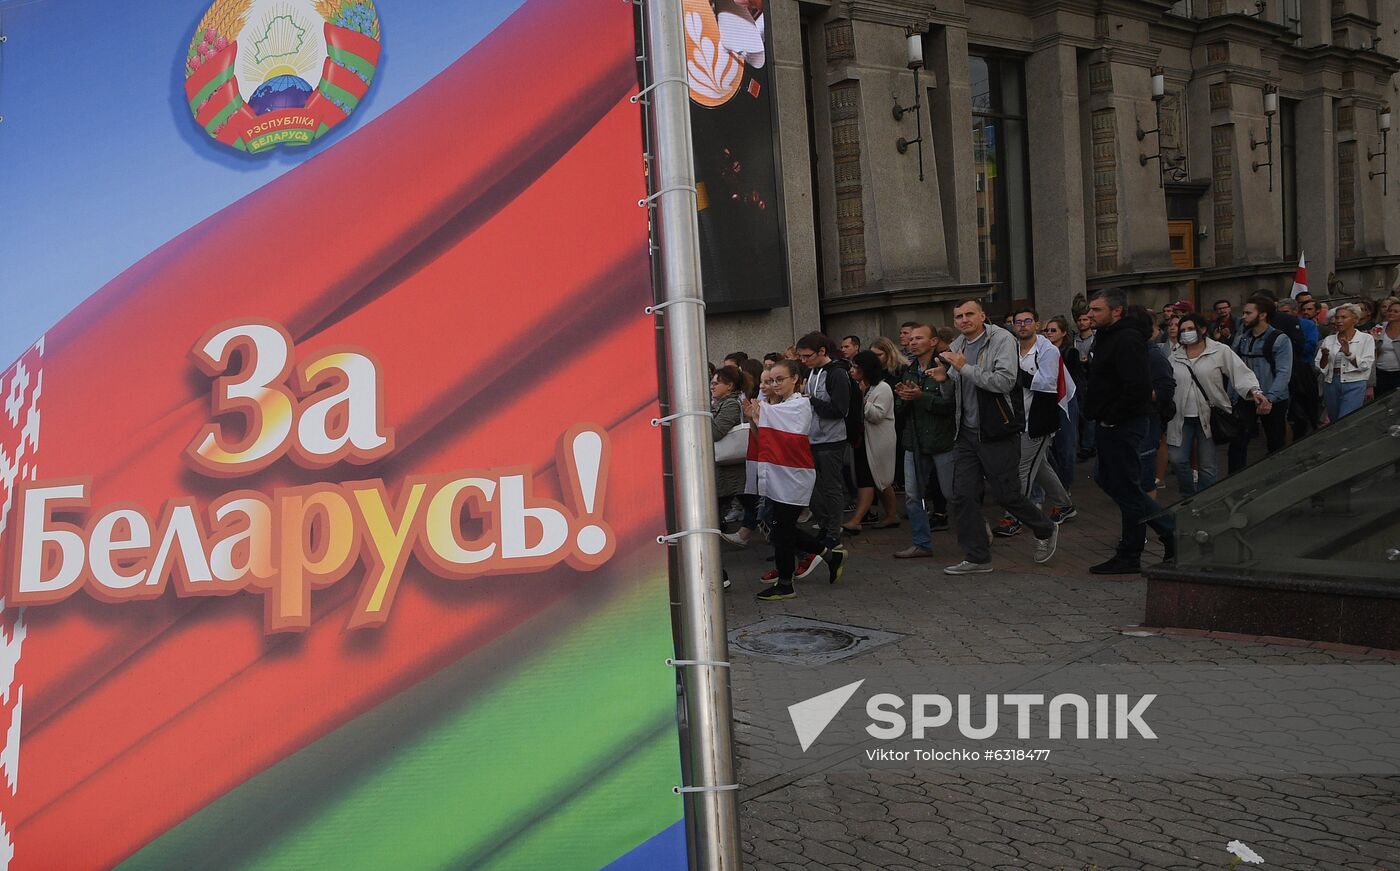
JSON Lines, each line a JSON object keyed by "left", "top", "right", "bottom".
{"left": 1166, "top": 312, "right": 1269, "bottom": 495}
{"left": 842, "top": 351, "right": 898, "bottom": 533}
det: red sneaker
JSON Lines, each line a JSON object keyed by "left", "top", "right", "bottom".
{"left": 760, "top": 553, "right": 815, "bottom": 582}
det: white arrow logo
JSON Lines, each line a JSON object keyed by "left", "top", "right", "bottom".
{"left": 787, "top": 680, "right": 865, "bottom": 752}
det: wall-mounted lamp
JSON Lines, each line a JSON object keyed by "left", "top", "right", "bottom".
{"left": 1369, "top": 104, "right": 1391, "bottom": 194}
{"left": 892, "top": 29, "right": 926, "bottom": 182}
{"left": 1137, "top": 67, "right": 1168, "bottom": 187}
{"left": 1251, "top": 84, "right": 1278, "bottom": 191}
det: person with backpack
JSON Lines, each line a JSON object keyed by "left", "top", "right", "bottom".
{"left": 1229, "top": 295, "right": 1293, "bottom": 473}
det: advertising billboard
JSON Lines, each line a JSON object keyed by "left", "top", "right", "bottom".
{"left": 0, "top": 1, "right": 685, "bottom": 867}
{"left": 682, "top": 0, "right": 789, "bottom": 312}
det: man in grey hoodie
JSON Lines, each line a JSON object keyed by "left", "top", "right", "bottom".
{"left": 929, "top": 300, "right": 1059, "bottom": 573}
{"left": 796, "top": 331, "right": 852, "bottom": 562}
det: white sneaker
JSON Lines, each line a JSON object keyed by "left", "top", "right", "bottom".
{"left": 798, "top": 508, "right": 813, "bottom": 524}
{"left": 1033, "top": 524, "right": 1059, "bottom": 564}
{"left": 719, "top": 530, "right": 749, "bottom": 548}
{"left": 724, "top": 502, "right": 744, "bottom": 525}
{"left": 944, "top": 560, "right": 993, "bottom": 575}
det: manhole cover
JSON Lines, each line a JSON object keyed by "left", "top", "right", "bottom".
{"left": 729, "top": 616, "right": 903, "bottom": 665}
{"left": 742, "top": 627, "right": 860, "bottom": 657}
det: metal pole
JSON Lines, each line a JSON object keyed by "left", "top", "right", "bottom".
{"left": 642, "top": 1, "right": 741, "bottom": 868}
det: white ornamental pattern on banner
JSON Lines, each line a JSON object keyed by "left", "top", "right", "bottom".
{"left": 0, "top": 338, "right": 41, "bottom": 871}
{"left": 684, "top": 5, "right": 741, "bottom": 106}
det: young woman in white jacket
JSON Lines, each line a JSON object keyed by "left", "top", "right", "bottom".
{"left": 1166, "top": 313, "right": 1269, "bottom": 495}
{"left": 1316, "top": 302, "right": 1376, "bottom": 421}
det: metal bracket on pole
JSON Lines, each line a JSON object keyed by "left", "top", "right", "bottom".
{"left": 656, "top": 528, "right": 721, "bottom": 545}
{"left": 639, "top": 183, "right": 696, "bottom": 208}
{"left": 651, "top": 410, "right": 712, "bottom": 427}
{"left": 667, "top": 658, "right": 731, "bottom": 668}
{"left": 673, "top": 784, "right": 741, "bottom": 795}
{"left": 631, "top": 76, "right": 688, "bottom": 105}
{"left": 646, "top": 297, "right": 706, "bottom": 316}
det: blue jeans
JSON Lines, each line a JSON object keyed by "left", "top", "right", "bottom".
{"left": 1138, "top": 415, "right": 1163, "bottom": 493}
{"left": 1169, "top": 418, "right": 1218, "bottom": 496}
{"left": 1325, "top": 379, "right": 1367, "bottom": 422}
{"left": 904, "top": 450, "right": 954, "bottom": 550}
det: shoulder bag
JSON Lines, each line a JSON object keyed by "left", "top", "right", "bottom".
{"left": 714, "top": 421, "right": 751, "bottom": 465}
{"left": 1183, "top": 359, "right": 1246, "bottom": 443}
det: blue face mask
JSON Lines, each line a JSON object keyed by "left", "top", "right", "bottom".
{"left": 1180, "top": 329, "right": 1200, "bottom": 346}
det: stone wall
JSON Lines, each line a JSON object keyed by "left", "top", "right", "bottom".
{"left": 703, "top": 0, "right": 1400, "bottom": 362}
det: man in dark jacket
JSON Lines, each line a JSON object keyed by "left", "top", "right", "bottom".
{"left": 1082, "top": 289, "right": 1176, "bottom": 574}
{"left": 893, "top": 324, "right": 956, "bottom": 558}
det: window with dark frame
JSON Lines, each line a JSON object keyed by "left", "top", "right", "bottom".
{"left": 969, "top": 53, "right": 1034, "bottom": 313}
{"left": 1280, "top": 98, "right": 1299, "bottom": 259}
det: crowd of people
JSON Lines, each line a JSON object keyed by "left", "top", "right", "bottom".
{"left": 709, "top": 290, "right": 1400, "bottom": 600}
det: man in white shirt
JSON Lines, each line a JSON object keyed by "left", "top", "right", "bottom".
{"left": 995, "top": 308, "right": 1075, "bottom": 537}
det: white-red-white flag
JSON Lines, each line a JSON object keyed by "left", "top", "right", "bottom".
{"left": 746, "top": 395, "right": 816, "bottom": 506}
{"left": 1290, "top": 252, "right": 1308, "bottom": 299}
{"left": 1056, "top": 354, "right": 1077, "bottom": 414}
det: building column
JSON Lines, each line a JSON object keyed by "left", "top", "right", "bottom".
{"left": 1296, "top": 93, "right": 1336, "bottom": 292}
{"left": 1026, "top": 40, "right": 1086, "bottom": 320}
{"left": 930, "top": 24, "right": 980, "bottom": 286}
{"left": 770, "top": 0, "right": 821, "bottom": 339}
{"left": 1108, "top": 55, "right": 1172, "bottom": 274}
{"left": 1226, "top": 76, "right": 1283, "bottom": 264}
{"left": 845, "top": 18, "right": 950, "bottom": 295}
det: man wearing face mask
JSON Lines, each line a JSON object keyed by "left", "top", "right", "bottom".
{"left": 1080, "top": 288, "right": 1177, "bottom": 575}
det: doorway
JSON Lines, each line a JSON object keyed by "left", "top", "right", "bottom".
{"left": 1168, "top": 218, "right": 1196, "bottom": 308}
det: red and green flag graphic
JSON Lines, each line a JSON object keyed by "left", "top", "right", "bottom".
{"left": 0, "top": 1, "right": 686, "bottom": 867}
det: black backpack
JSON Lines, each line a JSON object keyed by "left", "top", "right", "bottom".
{"left": 1237, "top": 328, "right": 1289, "bottom": 378}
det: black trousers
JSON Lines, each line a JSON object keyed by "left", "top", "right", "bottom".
{"left": 1227, "top": 400, "right": 1289, "bottom": 474}
{"left": 1289, "top": 375, "right": 1320, "bottom": 439}
{"left": 1093, "top": 416, "right": 1175, "bottom": 560}
{"left": 768, "top": 501, "right": 826, "bottom": 582}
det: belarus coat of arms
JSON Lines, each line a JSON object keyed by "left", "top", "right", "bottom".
{"left": 184, "top": 0, "right": 382, "bottom": 153}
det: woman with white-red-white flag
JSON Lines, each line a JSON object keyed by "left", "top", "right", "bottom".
{"left": 743, "top": 359, "right": 845, "bottom": 600}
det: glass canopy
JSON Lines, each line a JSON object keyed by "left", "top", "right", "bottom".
{"left": 1168, "top": 389, "right": 1400, "bottom": 584}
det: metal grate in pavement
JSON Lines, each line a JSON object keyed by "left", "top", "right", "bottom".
{"left": 729, "top": 615, "right": 903, "bottom": 665}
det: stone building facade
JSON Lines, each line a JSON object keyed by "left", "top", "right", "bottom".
{"left": 704, "top": 0, "right": 1400, "bottom": 359}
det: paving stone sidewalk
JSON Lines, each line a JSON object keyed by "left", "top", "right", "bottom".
{"left": 721, "top": 482, "right": 1400, "bottom": 870}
